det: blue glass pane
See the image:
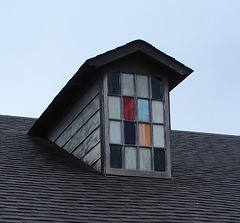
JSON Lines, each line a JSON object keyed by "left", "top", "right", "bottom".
{"left": 138, "top": 99, "right": 150, "bottom": 122}
{"left": 108, "top": 72, "right": 119, "bottom": 94}
{"left": 124, "top": 122, "right": 135, "bottom": 145}
{"left": 154, "top": 148, "right": 165, "bottom": 171}
{"left": 110, "top": 145, "right": 122, "bottom": 168}
{"left": 151, "top": 76, "right": 163, "bottom": 99}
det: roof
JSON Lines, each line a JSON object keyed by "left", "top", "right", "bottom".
{"left": 1, "top": 114, "right": 240, "bottom": 222}
{"left": 28, "top": 40, "right": 193, "bottom": 137}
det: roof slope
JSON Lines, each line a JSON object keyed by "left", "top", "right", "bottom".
{"left": 1, "top": 115, "right": 240, "bottom": 222}
{"left": 28, "top": 40, "right": 193, "bottom": 137}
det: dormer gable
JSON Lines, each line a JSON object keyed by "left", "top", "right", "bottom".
{"left": 28, "top": 40, "right": 193, "bottom": 178}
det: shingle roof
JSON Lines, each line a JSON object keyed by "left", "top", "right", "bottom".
{"left": 1, "top": 114, "right": 239, "bottom": 222}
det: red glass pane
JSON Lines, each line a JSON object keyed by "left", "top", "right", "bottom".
{"left": 123, "top": 97, "right": 135, "bottom": 120}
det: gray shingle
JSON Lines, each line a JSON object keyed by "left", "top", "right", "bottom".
{"left": 0, "top": 115, "right": 240, "bottom": 222}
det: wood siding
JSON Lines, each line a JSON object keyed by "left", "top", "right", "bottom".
{"left": 47, "top": 79, "right": 102, "bottom": 172}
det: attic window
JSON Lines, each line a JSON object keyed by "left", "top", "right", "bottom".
{"left": 107, "top": 72, "right": 166, "bottom": 173}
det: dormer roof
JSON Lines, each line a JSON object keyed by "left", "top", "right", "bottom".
{"left": 29, "top": 39, "right": 193, "bottom": 137}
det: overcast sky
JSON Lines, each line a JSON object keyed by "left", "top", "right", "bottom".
{"left": 1, "top": 0, "right": 240, "bottom": 135}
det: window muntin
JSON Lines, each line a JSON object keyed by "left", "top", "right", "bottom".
{"left": 107, "top": 72, "right": 166, "bottom": 172}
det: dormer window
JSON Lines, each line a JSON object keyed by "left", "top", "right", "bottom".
{"left": 29, "top": 40, "right": 193, "bottom": 179}
{"left": 106, "top": 72, "right": 168, "bottom": 176}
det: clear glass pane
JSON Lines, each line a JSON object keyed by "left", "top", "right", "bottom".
{"left": 151, "top": 76, "right": 163, "bottom": 99}
{"left": 139, "top": 148, "right": 151, "bottom": 171}
{"left": 138, "top": 123, "right": 151, "bottom": 146}
{"left": 138, "top": 99, "right": 150, "bottom": 122}
{"left": 122, "top": 73, "right": 134, "bottom": 96}
{"left": 125, "top": 147, "right": 137, "bottom": 170}
{"left": 124, "top": 122, "right": 136, "bottom": 145}
{"left": 137, "top": 75, "right": 149, "bottom": 97}
{"left": 109, "top": 121, "right": 121, "bottom": 144}
{"left": 152, "top": 100, "right": 164, "bottom": 123}
{"left": 154, "top": 148, "right": 165, "bottom": 171}
{"left": 108, "top": 96, "right": 120, "bottom": 119}
{"left": 153, "top": 125, "right": 165, "bottom": 147}
{"left": 108, "top": 72, "right": 119, "bottom": 94}
{"left": 110, "top": 145, "right": 122, "bottom": 168}
{"left": 123, "top": 97, "right": 135, "bottom": 120}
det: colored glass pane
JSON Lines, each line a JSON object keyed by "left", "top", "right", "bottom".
{"left": 137, "top": 75, "right": 149, "bottom": 97}
{"left": 108, "top": 72, "right": 119, "bottom": 94}
{"left": 110, "top": 145, "right": 122, "bottom": 168}
{"left": 125, "top": 147, "right": 137, "bottom": 170}
{"left": 108, "top": 96, "right": 120, "bottom": 119}
{"left": 139, "top": 148, "right": 151, "bottom": 171}
{"left": 151, "top": 76, "right": 163, "bottom": 99}
{"left": 123, "top": 97, "right": 135, "bottom": 120}
{"left": 152, "top": 100, "right": 164, "bottom": 123}
{"left": 122, "top": 73, "right": 134, "bottom": 96}
{"left": 138, "top": 123, "right": 151, "bottom": 146}
{"left": 138, "top": 99, "right": 150, "bottom": 122}
{"left": 124, "top": 122, "right": 136, "bottom": 145}
{"left": 154, "top": 148, "right": 165, "bottom": 171}
{"left": 109, "top": 121, "right": 121, "bottom": 144}
{"left": 153, "top": 125, "right": 165, "bottom": 147}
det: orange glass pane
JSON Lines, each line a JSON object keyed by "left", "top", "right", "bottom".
{"left": 138, "top": 123, "right": 151, "bottom": 146}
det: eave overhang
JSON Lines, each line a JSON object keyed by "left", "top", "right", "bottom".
{"left": 28, "top": 39, "right": 193, "bottom": 137}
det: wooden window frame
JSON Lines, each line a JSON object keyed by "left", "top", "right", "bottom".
{"left": 102, "top": 71, "right": 172, "bottom": 179}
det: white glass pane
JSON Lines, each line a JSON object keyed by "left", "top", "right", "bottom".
{"left": 108, "top": 96, "right": 120, "bottom": 119}
{"left": 153, "top": 125, "right": 165, "bottom": 147}
{"left": 125, "top": 147, "right": 137, "bottom": 170}
{"left": 152, "top": 101, "right": 164, "bottom": 123}
{"left": 137, "top": 75, "right": 149, "bottom": 98}
{"left": 139, "top": 148, "right": 151, "bottom": 171}
{"left": 109, "top": 121, "right": 121, "bottom": 144}
{"left": 122, "top": 73, "right": 134, "bottom": 96}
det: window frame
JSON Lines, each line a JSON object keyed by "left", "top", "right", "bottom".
{"left": 103, "top": 71, "right": 172, "bottom": 178}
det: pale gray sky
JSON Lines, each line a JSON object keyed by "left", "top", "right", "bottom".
{"left": 1, "top": 0, "right": 240, "bottom": 135}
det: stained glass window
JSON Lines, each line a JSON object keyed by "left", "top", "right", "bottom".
{"left": 125, "top": 147, "right": 137, "bottom": 170}
{"left": 152, "top": 101, "right": 164, "bottom": 123}
{"left": 153, "top": 125, "right": 165, "bottom": 147}
{"left": 122, "top": 73, "right": 134, "bottom": 96}
{"left": 139, "top": 148, "right": 151, "bottom": 171}
{"left": 108, "top": 72, "right": 119, "bottom": 95}
{"left": 108, "top": 72, "right": 167, "bottom": 174}
{"left": 154, "top": 148, "right": 165, "bottom": 171}
{"left": 138, "top": 123, "right": 151, "bottom": 146}
{"left": 151, "top": 76, "right": 163, "bottom": 99}
{"left": 138, "top": 99, "right": 150, "bottom": 122}
{"left": 123, "top": 97, "right": 135, "bottom": 120}
{"left": 109, "top": 121, "right": 121, "bottom": 144}
{"left": 137, "top": 75, "right": 149, "bottom": 97}
{"left": 110, "top": 145, "right": 122, "bottom": 168}
{"left": 108, "top": 96, "right": 120, "bottom": 119}
{"left": 124, "top": 122, "right": 136, "bottom": 145}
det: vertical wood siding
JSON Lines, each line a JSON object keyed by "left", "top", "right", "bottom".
{"left": 47, "top": 79, "right": 101, "bottom": 172}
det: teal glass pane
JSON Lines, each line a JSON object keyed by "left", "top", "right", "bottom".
{"left": 154, "top": 148, "right": 165, "bottom": 171}
{"left": 139, "top": 148, "right": 151, "bottom": 171}
{"left": 110, "top": 145, "right": 122, "bottom": 168}
{"left": 122, "top": 73, "right": 134, "bottom": 96}
{"left": 137, "top": 75, "right": 149, "bottom": 98}
{"left": 151, "top": 76, "right": 163, "bottom": 99}
{"left": 125, "top": 147, "right": 137, "bottom": 170}
{"left": 138, "top": 99, "right": 150, "bottom": 122}
{"left": 108, "top": 72, "right": 119, "bottom": 94}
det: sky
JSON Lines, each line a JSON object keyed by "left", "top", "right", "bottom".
{"left": 0, "top": 0, "right": 240, "bottom": 135}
